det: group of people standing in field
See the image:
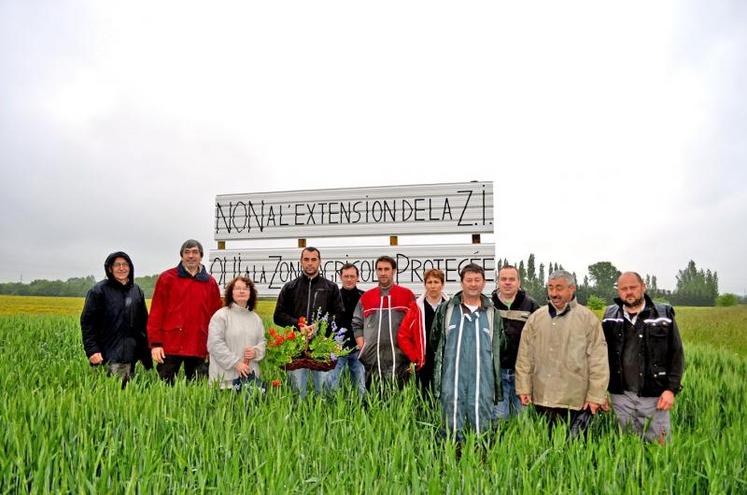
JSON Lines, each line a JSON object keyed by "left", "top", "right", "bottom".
{"left": 81, "top": 240, "right": 685, "bottom": 444}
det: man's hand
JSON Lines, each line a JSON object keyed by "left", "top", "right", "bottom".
{"left": 583, "top": 401, "right": 602, "bottom": 415}
{"left": 657, "top": 390, "right": 675, "bottom": 411}
{"left": 235, "top": 361, "right": 250, "bottom": 377}
{"left": 151, "top": 347, "right": 165, "bottom": 364}
{"left": 519, "top": 394, "right": 532, "bottom": 406}
{"left": 88, "top": 352, "right": 103, "bottom": 365}
{"left": 243, "top": 347, "right": 256, "bottom": 361}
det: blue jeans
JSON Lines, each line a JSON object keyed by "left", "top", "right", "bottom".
{"left": 288, "top": 368, "right": 330, "bottom": 398}
{"left": 494, "top": 368, "right": 524, "bottom": 420}
{"left": 326, "top": 352, "right": 366, "bottom": 397}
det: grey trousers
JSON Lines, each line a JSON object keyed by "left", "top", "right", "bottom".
{"left": 610, "top": 390, "right": 671, "bottom": 443}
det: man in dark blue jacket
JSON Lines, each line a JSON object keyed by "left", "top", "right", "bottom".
{"left": 491, "top": 265, "right": 539, "bottom": 419}
{"left": 81, "top": 251, "right": 152, "bottom": 385}
{"left": 602, "top": 271, "right": 685, "bottom": 443}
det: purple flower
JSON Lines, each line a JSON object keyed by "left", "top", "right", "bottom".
{"left": 330, "top": 352, "right": 337, "bottom": 361}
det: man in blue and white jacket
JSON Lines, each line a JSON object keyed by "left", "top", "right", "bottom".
{"left": 432, "top": 263, "right": 503, "bottom": 440}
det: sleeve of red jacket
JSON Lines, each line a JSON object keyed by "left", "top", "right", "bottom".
{"left": 210, "top": 278, "right": 223, "bottom": 319}
{"left": 147, "top": 273, "right": 168, "bottom": 348}
{"left": 397, "top": 300, "right": 422, "bottom": 368}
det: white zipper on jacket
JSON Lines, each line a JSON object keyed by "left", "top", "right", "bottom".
{"left": 474, "top": 310, "right": 481, "bottom": 434}
{"left": 376, "top": 295, "right": 384, "bottom": 379}
{"left": 452, "top": 305, "right": 466, "bottom": 434}
{"left": 388, "top": 295, "right": 395, "bottom": 381}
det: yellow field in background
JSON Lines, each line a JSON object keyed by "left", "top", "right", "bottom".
{"left": 0, "top": 295, "right": 277, "bottom": 320}
{"left": 0, "top": 295, "right": 86, "bottom": 316}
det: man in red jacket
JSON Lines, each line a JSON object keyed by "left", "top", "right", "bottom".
{"left": 148, "top": 239, "right": 223, "bottom": 384}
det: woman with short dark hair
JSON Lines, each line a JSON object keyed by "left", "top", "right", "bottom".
{"left": 207, "top": 276, "right": 266, "bottom": 389}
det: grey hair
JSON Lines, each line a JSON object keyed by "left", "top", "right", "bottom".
{"left": 180, "top": 239, "right": 204, "bottom": 257}
{"left": 548, "top": 269, "right": 576, "bottom": 286}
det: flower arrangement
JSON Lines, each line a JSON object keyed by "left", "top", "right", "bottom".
{"left": 262, "top": 311, "right": 351, "bottom": 382}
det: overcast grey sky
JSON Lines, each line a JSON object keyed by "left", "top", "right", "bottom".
{"left": 1, "top": 1, "right": 745, "bottom": 294}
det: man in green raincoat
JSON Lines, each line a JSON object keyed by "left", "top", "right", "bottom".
{"left": 432, "top": 263, "right": 503, "bottom": 440}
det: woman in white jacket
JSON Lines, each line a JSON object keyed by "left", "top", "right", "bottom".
{"left": 207, "top": 276, "right": 266, "bottom": 389}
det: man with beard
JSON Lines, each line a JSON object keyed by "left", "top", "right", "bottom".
{"left": 602, "top": 272, "right": 685, "bottom": 443}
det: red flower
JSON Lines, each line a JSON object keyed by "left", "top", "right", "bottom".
{"left": 271, "top": 379, "right": 281, "bottom": 388}
{"left": 298, "top": 316, "right": 306, "bottom": 327}
{"left": 286, "top": 331, "right": 296, "bottom": 340}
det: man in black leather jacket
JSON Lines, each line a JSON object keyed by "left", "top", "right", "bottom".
{"left": 602, "top": 271, "right": 685, "bottom": 443}
{"left": 273, "top": 247, "right": 344, "bottom": 397}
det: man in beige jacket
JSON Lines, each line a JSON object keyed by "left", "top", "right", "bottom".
{"left": 515, "top": 270, "right": 609, "bottom": 430}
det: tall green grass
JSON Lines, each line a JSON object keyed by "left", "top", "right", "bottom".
{"left": 1, "top": 310, "right": 746, "bottom": 493}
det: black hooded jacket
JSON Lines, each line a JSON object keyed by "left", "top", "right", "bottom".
{"left": 80, "top": 252, "right": 152, "bottom": 367}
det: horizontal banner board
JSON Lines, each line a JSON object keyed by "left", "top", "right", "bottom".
{"left": 215, "top": 181, "right": 493, "bottom": 241}
{"left": 208, "top": 244, "right": 496, "bottom": 297}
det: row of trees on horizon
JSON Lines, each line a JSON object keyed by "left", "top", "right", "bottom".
{"left": 0, "top": 257, "right": 740, "bottom": 307}
{"left": 496, "top": 256, "right": 732, "bottom": 308}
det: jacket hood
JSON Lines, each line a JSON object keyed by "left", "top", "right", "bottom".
{"left": 104, "top": 251, "right": 134, "bottom": 287}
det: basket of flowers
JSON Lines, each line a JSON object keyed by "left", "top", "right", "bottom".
{"left": 263, "top": 313, "right": 350, "bottom": 379}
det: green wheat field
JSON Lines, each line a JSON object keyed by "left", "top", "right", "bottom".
{"left": 0, "top": 295, "right": 745, "bottom": 493}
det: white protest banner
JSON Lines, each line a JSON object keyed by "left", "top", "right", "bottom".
{"left": 215, "top": 181, "right": 493, "bottom": 241}
{"left": 209, "top": 244, "right": 495, "bottom": 297}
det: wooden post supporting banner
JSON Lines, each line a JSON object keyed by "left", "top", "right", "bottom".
{"left": 217, "top": 241, "right": 225, "bottom": 250}
{"left": 298, "top": 239, "right": 307, "bottom": 248}
{"left": 472, "top": 234, "right": 481, "bottom": 244}
{"left": 390, "top": 235, "right": 398, "bottom": 246}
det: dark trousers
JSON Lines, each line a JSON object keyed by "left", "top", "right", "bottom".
{"left": 156, "top": 355, "right": 206, "bottom": 384}
{"left": 535, "top": 405, "right": 593, "bottom": 439}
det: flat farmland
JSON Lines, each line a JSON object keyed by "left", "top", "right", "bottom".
{"left": 0, "top": 295, "right": 745, "bottom": 493}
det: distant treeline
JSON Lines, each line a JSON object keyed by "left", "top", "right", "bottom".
{"left": 1, "top": 257, "right": 741, "bottom": 307}
{"left": 499, "top": 256, "right": 737, "bottom": 307}
{"left": 0, "top": 275, "right": 158, "bottom": 298}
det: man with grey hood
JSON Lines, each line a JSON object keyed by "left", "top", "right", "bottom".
{"left": 81, "top": 251, "right": 152, "bottom": 384}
